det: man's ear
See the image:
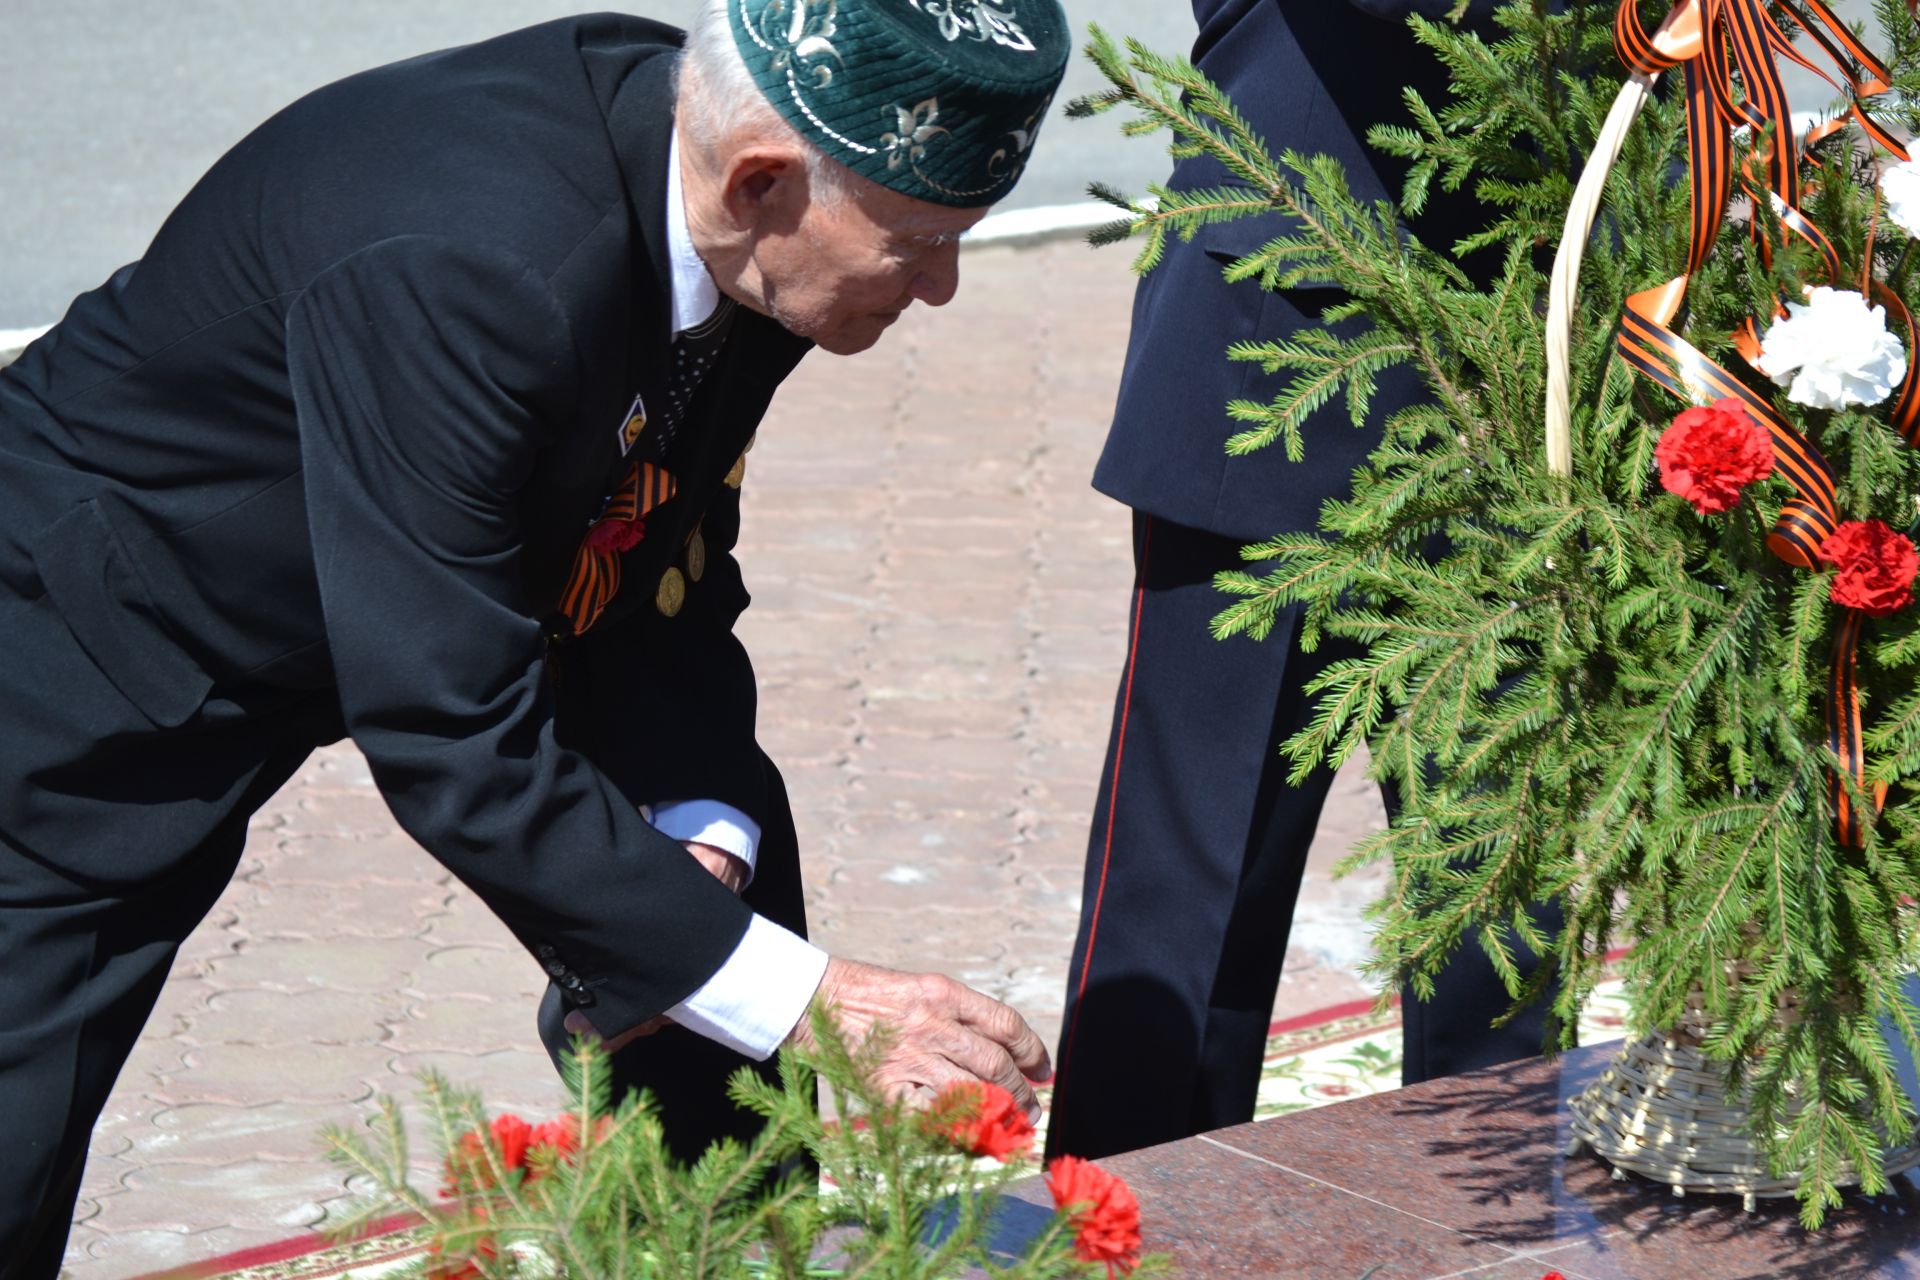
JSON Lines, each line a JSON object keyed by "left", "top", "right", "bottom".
{"left": 720, "top": 145, "right": 807, "bottom": 235}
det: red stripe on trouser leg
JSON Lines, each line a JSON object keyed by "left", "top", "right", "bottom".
{"left": 1057, "top": 515, "right": 1155, "bottom": 1093}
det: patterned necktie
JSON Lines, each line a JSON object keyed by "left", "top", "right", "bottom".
{"left": 659, "top": 296, "right": 736, "bottom": 451}
{"left": 558, "top": 299, "right": 736, "bottom": 635}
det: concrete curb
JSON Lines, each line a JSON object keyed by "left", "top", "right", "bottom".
{"left": 0, "top": 202, "right": 1126, "bottom": 365}
{"left": 964, "top": 198, "right": 1125, "bottom": 250}
{"left": 0, "top": 325, "right": 49, "bottom": 369}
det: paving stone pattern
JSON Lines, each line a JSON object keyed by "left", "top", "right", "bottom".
{"left": 61, "top": 238, "right": 1389, "bottom": 1276}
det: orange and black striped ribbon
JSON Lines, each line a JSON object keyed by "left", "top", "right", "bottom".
{"left": 1829, "top": 611, "right": 1879, "bottom": 848}
{"left": 1609, "top": 0, "right": 1911, "bottom": 844}
{"left": 557, "top": 460, "right": 677, "bottom": 636}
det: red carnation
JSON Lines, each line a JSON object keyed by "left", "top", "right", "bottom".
{"left": 1047, "top": 1155, "right": 1143, "bottom": 1277}
{"left": 584, "top": 516, "right": 645, "bottom": 554}
{"left": 528, "top": 1112, "right": 611, "bottom": 1166}
{"left": 925, "top": 1081, "right": 1036, "bottom": 1161}
{"left": 1819, "top": 519, "right": 1919, "bottom": 616}
{"left": 1654, "top": 398, "right": 1774, "bottom": 514}
{"left": 531, "top": 1114, "right": 580, "bottom": 1162}
{"left": 442, "top": 1113, "right": 535, "bottom": 1196}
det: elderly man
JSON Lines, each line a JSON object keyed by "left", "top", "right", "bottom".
{"left": 0, "top": 1, "right": 1068, "bottom": 1270}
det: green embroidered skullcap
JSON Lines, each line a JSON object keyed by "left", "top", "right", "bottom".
{"left": 729, "top": 0, "right": 1070, "bottom": 208}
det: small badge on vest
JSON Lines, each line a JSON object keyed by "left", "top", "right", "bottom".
{"left": 617, "top": 394, "right": 648, "bottom": 455}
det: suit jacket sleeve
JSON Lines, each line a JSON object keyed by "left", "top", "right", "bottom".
{"left": 286, "top": 232, "right": 754, "bottom": 1034}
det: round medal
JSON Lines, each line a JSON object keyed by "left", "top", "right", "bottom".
{"left": 655, "top": 566, "right": 687, "bottom": 617}
{"left": 686, "top": 527, "right": 707, "bottom": 583}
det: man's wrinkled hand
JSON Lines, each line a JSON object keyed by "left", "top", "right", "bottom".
{"left": 562, "top": 1007, "right": 670, "bottom": 1054}
{"left": 683, "top": 839, "right": 749, "bottom": 894}
{"left": 787, "top": 956, "right": 1054, "bottom": 1121}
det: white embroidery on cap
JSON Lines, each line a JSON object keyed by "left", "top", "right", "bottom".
{"left": 909, "top": 0, "right": 1036, "bottom": 51}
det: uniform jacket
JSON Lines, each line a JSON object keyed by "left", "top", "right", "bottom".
{"left": 1092, "top": 0, "right": 1491, "bottom": 541}
{"left": 0, "top": 14, "right": 809, "bottom": 1038}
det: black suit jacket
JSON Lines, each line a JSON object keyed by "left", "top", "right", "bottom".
{"left": 1092, "top": 0, "right": 1489, "bottom": 541}
{"left": 0, "top": 15, "right": 810, "bottom": 1037}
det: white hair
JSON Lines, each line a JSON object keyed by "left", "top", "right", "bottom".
{"left": 676, "top": 0, "right": 855, "bottom": 207}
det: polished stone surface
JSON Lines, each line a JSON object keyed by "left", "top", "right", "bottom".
{"left": 1006, "top": 1045, "right": 1920, "bottom": 1279}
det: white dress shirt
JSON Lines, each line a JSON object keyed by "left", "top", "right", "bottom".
{"left": 649, "top": 129, "right": 830, "bottom": 1060}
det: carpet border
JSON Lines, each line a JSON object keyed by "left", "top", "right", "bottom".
{"left": 124, "top": 1214, "right": 424, "bottom": 1280}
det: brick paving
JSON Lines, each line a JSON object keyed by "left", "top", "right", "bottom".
{"left": 57, "top": 236, "right": 1388, "bottom": 1277}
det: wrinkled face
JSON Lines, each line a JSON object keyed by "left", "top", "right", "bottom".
{"left": 753, "top": 177, "right": 986, "bottom": 355}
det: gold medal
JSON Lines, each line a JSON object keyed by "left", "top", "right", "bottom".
{"left": 724, "top": 454, "right": 747, "bottom": 489}
{"left": 655, "top": 566, "right": 686, "bottom": 617}
{"left": 685, "top": 526, "right": 707, "bottom": 583}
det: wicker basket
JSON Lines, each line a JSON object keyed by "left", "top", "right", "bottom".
{"left": 1546, "top": 63, "right": 1920, "bottom": 1208}
{"left": 1564, "top": 1027, "right": 1920, "bottom": 1211}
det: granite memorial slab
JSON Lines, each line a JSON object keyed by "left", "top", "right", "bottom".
{"left": 993, "top": 1044, "right": 1920, "bottom": 1278}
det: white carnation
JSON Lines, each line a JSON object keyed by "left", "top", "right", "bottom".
{"left": 1754, "top": 286, "right": 1906, "bottom": 410}
{"left": 1882, "top": 158, "right": 1920, "bottom": 238}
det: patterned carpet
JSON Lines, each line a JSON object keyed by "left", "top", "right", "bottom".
{"left": 129, "top": 983, "right": 1632, "bottom": 1280}
{"left": 1253, "top": 981, "right": 1630, "bottom": 1120}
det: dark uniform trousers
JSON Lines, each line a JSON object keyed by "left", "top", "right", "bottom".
{"left": 1043, "top": 0, "right": 1552, "bottom": 1162}
{"left": 0, "top": 592, "right": 341, "bottom": 1275}
{"left": 1045, "top": 515, "right": 1557, "bottom": 1160}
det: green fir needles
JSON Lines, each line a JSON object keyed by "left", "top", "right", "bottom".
{"left": 1080, "top": 0, "right": 1920, "bottom": 1226}
{"left": 322, "top": 1011, "right": 1168, "bottom": 1278}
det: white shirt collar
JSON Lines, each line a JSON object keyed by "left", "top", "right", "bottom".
{"left": 666, "top": 128, "right": 722, "bottom": 338}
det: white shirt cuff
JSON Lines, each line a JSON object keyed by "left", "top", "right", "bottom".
{"left": 643, "top": 800, "right": 762, "bottom": 878}
{"left": 667, "top": 915, "right": 830, "bottom": 1060}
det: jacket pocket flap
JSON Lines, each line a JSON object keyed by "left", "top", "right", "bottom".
{"left": 33, "top": 499, "right": 213, "bottom": 727}
{"left": 1185, "top": 209, "right": 1303, "bottom": 264}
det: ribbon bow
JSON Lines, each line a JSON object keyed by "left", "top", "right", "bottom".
{"left": 558, "top": 461, "right": 677, "bottom": 636}
{"left": 1609, "top": 0, "right": 1917, "bottom": 845}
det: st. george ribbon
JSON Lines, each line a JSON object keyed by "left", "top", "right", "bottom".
{"left": 1609, "top": 0, "right": 1916, "bottom": 846}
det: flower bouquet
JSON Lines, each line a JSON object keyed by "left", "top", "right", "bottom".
{"left": 322, "top": 1009, "right": 1167, "bottom": 1278}
{"left": 1080, "top": 0, "right": 1920, "bottom": 1226}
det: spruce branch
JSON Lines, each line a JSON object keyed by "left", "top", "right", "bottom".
{"left": 1083, "top": 0, "right": 1920, "bottom": 1224}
